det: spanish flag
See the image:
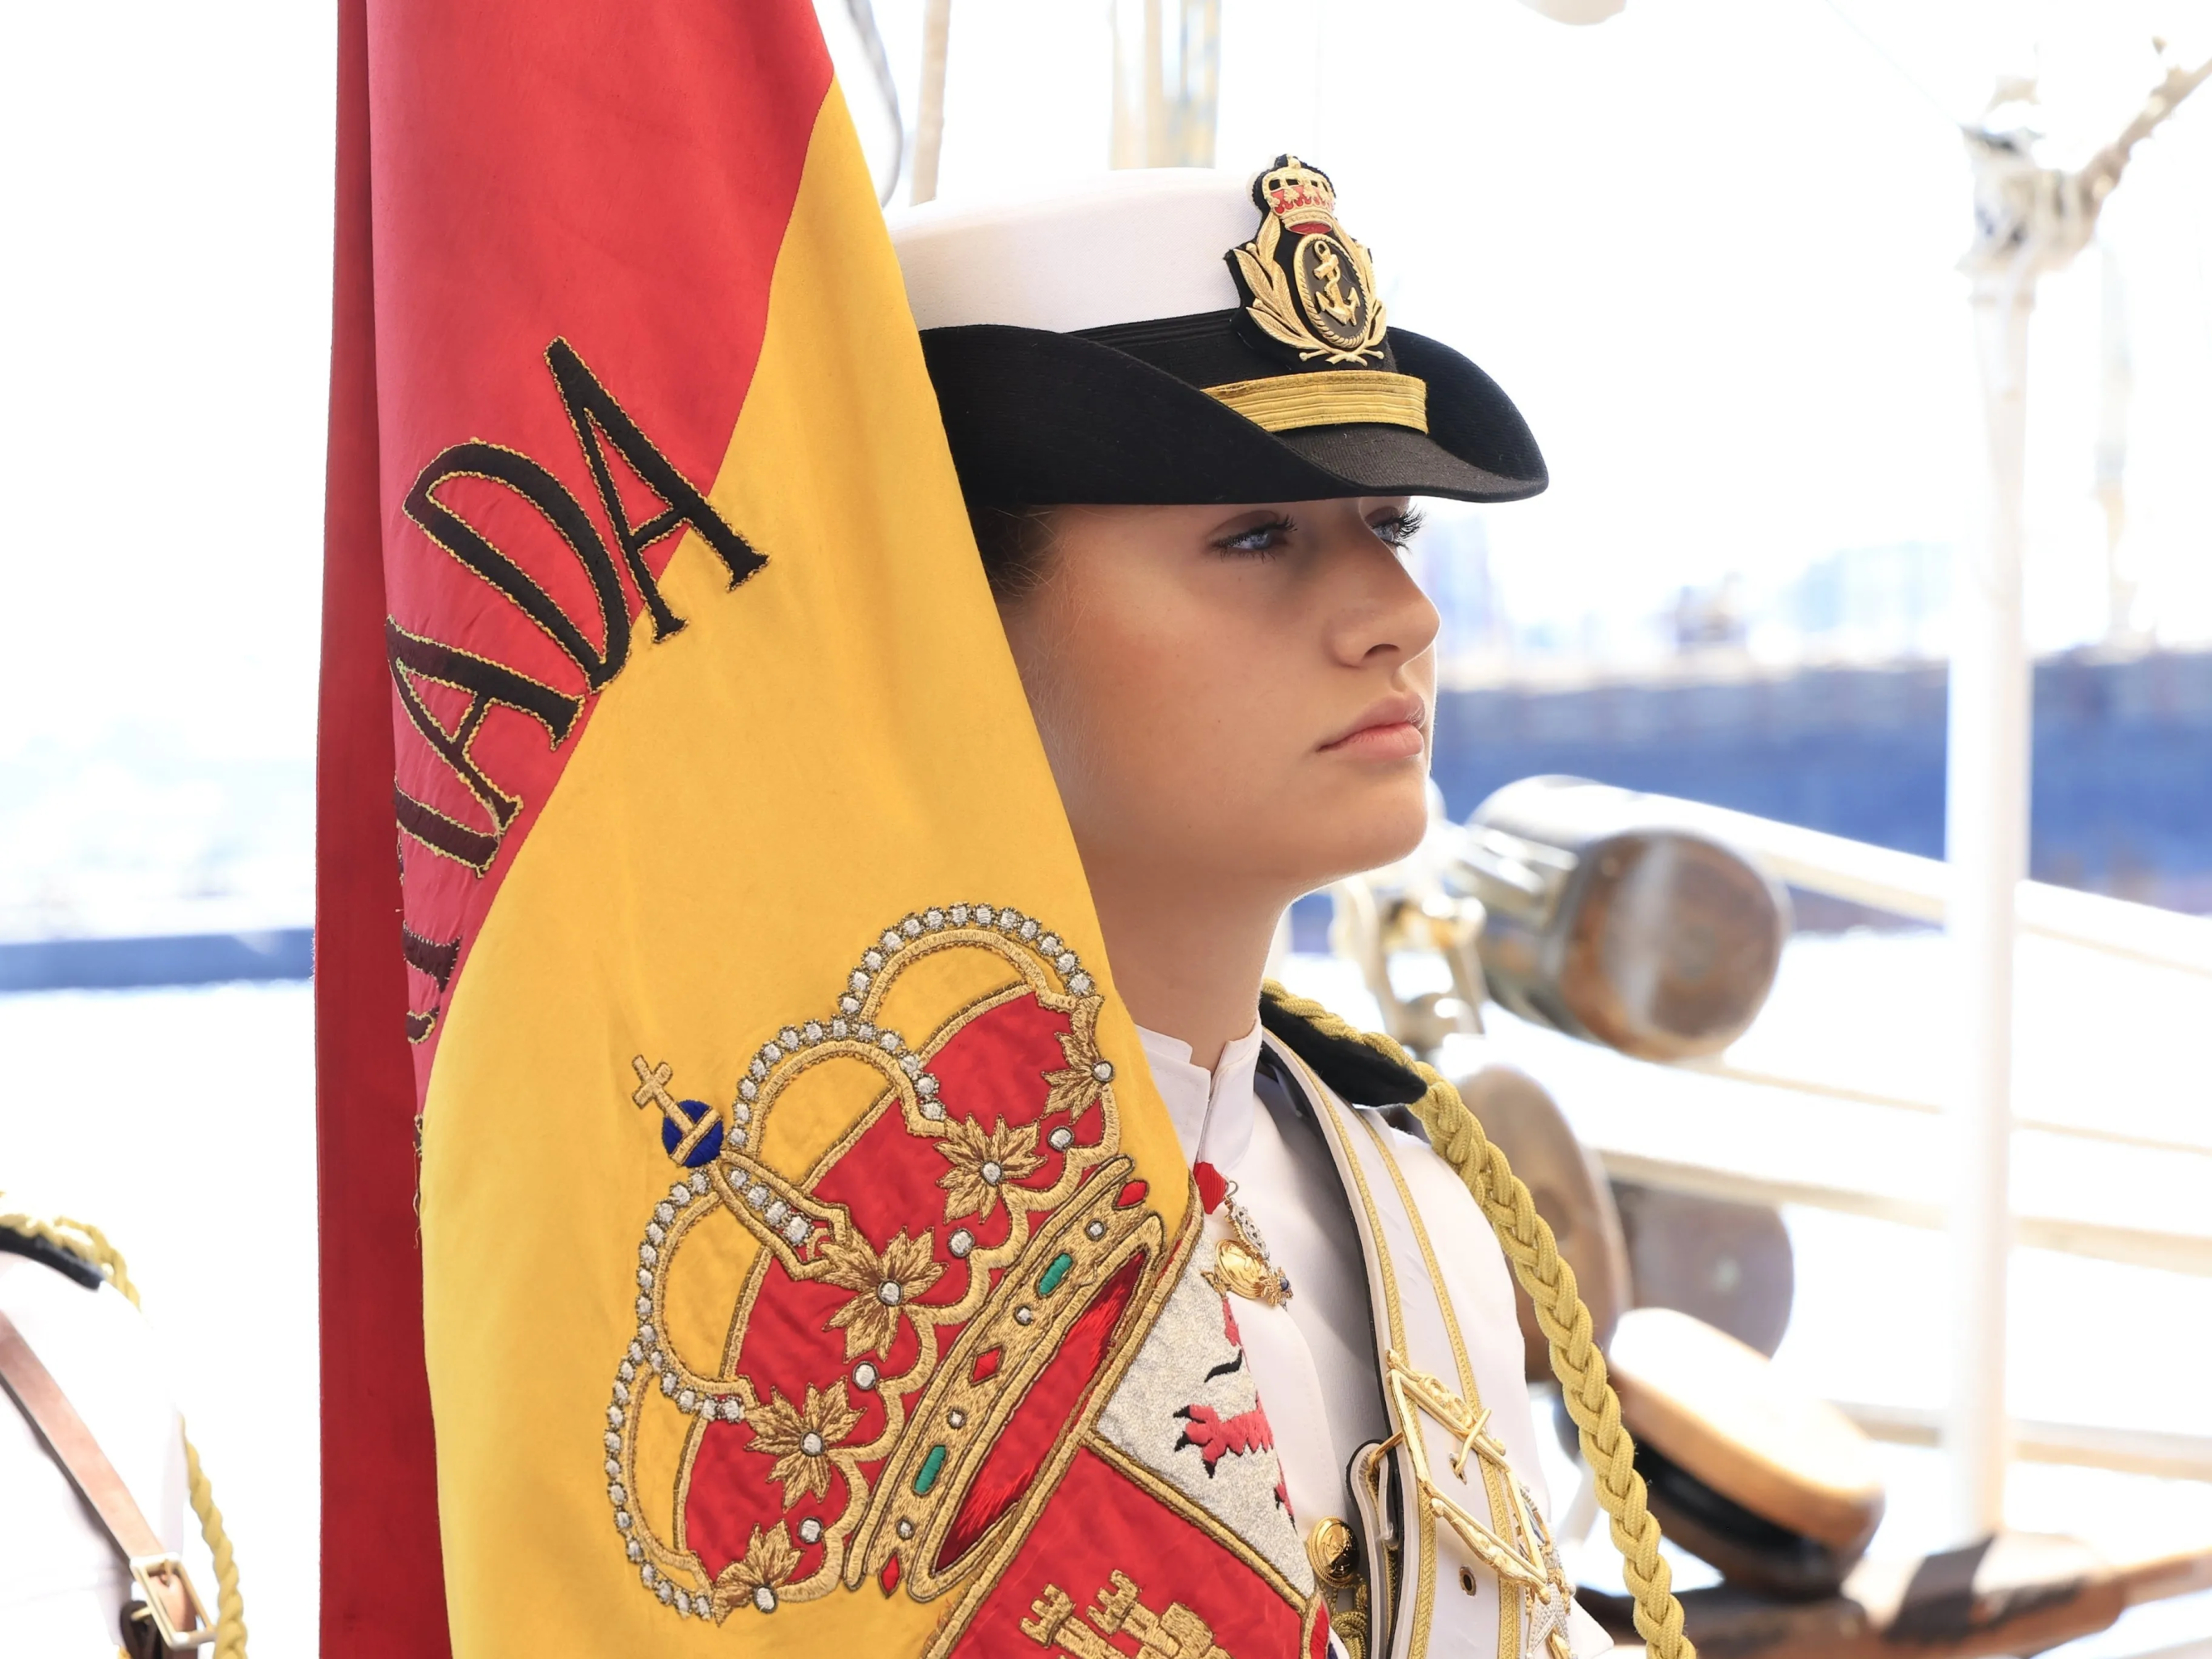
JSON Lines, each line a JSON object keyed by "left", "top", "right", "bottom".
{"left": 317, "top": 3, "right": 1327, "bottom": 1654}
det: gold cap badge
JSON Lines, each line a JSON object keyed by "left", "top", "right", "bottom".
{"left": 1226, "top": 154, "right": 1389, "bottom": 366}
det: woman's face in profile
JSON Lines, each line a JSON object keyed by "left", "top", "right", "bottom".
{"left": 996, "top": 495, "right": 1439, "bottom": 905}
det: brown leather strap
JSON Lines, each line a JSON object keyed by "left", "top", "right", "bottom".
{"left": 0, "top": 1306, "right": 202, "bottom": 1642}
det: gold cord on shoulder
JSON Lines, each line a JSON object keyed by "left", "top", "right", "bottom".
{"left": 1258, "top": 985, "right": 1699, "bottom": 1659}
{"left": 0, "top": 1206, "right": 250, "bottom": 1658}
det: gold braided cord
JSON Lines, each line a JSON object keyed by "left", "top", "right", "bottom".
{"left": 1261, "top": 985, "right": 1695, "bottom": 1659}
{"left": 0, "top": 1207, "right": 249, "bottom": 1659}
{"left": 181, "top": 1434, "right": 246, "bottom": 1657}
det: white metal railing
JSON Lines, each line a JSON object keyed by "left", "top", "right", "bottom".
{"left": 1675, "top": 1055, "right": 2212, "bottom": 1160}
{"left": 1638, "top": 795, "right": 2212, "bottom": 978}
{"left": 1593, "top": 1147, "right": 2212, "bottom": 1280}
{"left": 1835, "top": 1401, "right": 2212, "bottom": 1486}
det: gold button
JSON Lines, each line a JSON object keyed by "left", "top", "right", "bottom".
{"left": 1307, "top": 1515, "right": 1359, "bottom": 1589}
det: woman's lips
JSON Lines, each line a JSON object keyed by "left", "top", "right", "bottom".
{"left": 1320, "top": 697, "right": 1428, "bottom": 760}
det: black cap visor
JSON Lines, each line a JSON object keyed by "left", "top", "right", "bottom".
{"left": 918, "top": 319, "right": 1546, "bottom": 508}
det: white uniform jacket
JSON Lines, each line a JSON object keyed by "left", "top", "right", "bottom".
{"left": 1136, "top": 1014, "right": 1611, "bottom": 1659}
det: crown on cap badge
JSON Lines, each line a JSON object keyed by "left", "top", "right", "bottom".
{"left": 1258, "top": 154, "right": 1339, "bottom": 232}
{"left": 1227, "top": 153, "right": 1388, "bottom": 365}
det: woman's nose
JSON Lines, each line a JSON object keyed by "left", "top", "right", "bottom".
{"left": 1327, "top": 532, "right": 1441, "bottom": 668}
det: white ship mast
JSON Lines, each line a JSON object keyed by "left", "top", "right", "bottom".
{"left": 1947, "top": 44, "right": 2211, "bottom": 1540}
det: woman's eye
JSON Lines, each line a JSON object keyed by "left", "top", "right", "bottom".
{"left": 1371, "top": 508, "right": 1425, "bottom": 551}
{"left": 1218, "top": 517, "right": 1294, "bottom": 555}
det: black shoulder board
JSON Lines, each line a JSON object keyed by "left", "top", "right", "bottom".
{"left": 0, "top": 1228, "right": 105, "bottom": 1290}
{"left": 1258, "top": 988, "right": 1427, "bottom": 1107}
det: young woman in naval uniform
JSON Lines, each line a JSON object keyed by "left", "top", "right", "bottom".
{"left": 891, "top": 158, "right": 1638, "bottom": 1659}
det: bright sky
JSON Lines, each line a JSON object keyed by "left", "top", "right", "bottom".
{"left": 4, "top": 0, "right": 2210, "bottom": 772}
{"left": 1, "top": 4, "right": 333, "bottom": 765}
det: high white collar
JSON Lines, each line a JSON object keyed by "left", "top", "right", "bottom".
{"left": 1136, "top": 1018, "right": 1265, "bottom": 1175}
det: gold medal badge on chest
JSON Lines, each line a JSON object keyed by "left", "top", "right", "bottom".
{"left": 1227, "top": 154, "right": 1389, "bottom": 365}
{"left": 1195, "top": 1167, "right": 1292, "bottom": 1308}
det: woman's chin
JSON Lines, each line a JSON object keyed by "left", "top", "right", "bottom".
{"left": 1306, "top": 778, "right": 1433, "bottom": 882}
{"left": 1369, "top": 808, "right": 1434, "bottom": 871}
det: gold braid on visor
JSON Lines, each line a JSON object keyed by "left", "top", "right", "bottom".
{"left": 1203, "top": 369, "right": 1429, "bottom": 434}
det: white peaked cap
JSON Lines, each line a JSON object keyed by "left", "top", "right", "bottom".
{"left": 887, "top": 158, "right": 1547, "bottom": 508}
{"left": 890, "top": 169, "right": 1252, "bottom": 334}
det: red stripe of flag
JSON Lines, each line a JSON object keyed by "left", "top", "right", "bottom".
{"left": 317, "top": 3, "right": 834, "bottom": 1647}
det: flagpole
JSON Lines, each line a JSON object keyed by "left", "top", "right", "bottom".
{"left": 912, "top": 0, "right": 952, "bottom": 204}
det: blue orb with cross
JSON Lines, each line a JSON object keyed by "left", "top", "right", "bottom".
{"left": 662, "top": 1099, "right": 724, "bottom": 1168}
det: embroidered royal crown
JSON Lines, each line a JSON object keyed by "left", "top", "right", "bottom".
{"left": 605, "top": 903, "right": 1178, "bottom": 1624}
{"left": 1255, "top": 155, "right": 1339, "bottom": 236}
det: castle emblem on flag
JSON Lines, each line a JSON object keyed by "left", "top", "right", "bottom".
{"left": 1225, "top": 155, "right": 1389, "bottom": 366}
{"left": 1020, "top": 1569, "right": 1232, "bottom": 1659}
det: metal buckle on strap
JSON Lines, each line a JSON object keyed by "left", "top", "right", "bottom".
{"left": 1385, "top": 1356, "right": 1550, "bottom": 1587}
{"left": 1384, "top": 1352, "right": 1578, "bottom": 1659}
{"left": 128, "top": 1554, "right": 214, "bottom": 1651}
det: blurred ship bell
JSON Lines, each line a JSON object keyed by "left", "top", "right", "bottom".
{"left": 1466, "top": 776, "right": 1791, "bottom": 1062}
{"left": 1329, "top": 775, "right": 1789, "bottom": 1063}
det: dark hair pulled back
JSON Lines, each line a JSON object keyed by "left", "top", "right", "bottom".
{"left": 967, "top": 505, "right": 1058, "bottom": 605}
